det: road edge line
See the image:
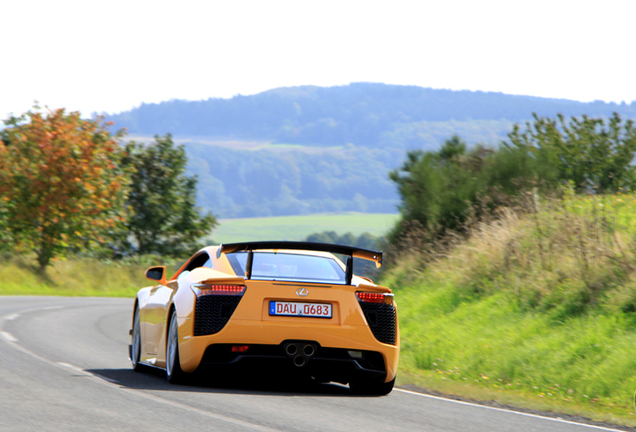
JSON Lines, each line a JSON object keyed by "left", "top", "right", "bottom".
{"left": 395, "top": 388, "right": 626, "bottom": 432}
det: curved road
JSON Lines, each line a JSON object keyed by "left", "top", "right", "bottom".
{"left": 0, "top": 296, "right": 626, "bottom": 432}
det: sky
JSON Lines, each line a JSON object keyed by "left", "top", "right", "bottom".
{"left": 1, "top": 0, "right": 635, "bottom": 119}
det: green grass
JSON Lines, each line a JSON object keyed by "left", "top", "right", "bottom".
{"left": 0, "top": 255, "right": 176, "bottom": 297}
{"left": 384, "top": 191, "right": 636, "bottom": 426}
{"left": 210, "top": 212, "right": 400, "bottom": 243}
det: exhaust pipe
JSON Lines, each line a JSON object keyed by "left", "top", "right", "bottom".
{"left": 302, "top": 344, "right": 315, "bottom": 357}
{"left": 285, "top": 344, "right": 298, "bottom": 356}
{"left": 283, "top": 341, "right": 318, "bottom": 368}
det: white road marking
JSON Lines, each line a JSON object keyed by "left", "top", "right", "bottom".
{"left": 395, "top": 388, "right": 625, "bottom": 432}
{"left": 41, "top": 306, "right": 63, "bottom": 311}
{"left": 4, "top": 313, "right": 20, "bottom": 321}
{"left": 116, "top": 384, "right": 282, "bottom": 431}
{"left": 1, "top": 331, "right": 18, "bottom": 342}
{"left": 57, "top": 362, "right": 91, "bottom": 376}
{"left": 3, "top": 344, "right": 281, "bottom": 431}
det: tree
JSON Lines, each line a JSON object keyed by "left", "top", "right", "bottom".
{"left": 388, "top": 135, "right": 559, "bottom": 243}
{"left": 506, "top": 112, "right": 636, "bottom": 192}
{"left": 120, "top": 134, "right": 217, "bottom": 256}
{"left": 305, "top": 231, "right": 379, "bottom": 250}
{"left": 0, "top": 106, "right": 128, "bottom": 270}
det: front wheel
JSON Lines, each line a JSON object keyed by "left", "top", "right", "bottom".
{"left": 350, "top": 377, "right": 395, "bottom": 396}
{"left": 166, "top": 310, "right": 186, "bottom": 384}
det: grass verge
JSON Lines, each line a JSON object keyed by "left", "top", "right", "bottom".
{"left": 0, "top": 255, "right": 180, "bottom": 297}
{"left": 383, "top": 191, "right": 636, "bottom": 427}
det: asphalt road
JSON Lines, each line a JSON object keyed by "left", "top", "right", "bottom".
{"left": 0, "top": 296, "right": 626, "bottom": 432}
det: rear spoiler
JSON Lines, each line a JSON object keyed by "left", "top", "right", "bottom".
{"left": 216, "top": 241, "right": 382, "bottom": 285}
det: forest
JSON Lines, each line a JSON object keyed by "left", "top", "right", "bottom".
{"left": 107, "top": 83, "right": 636, "bottom": 218}
{"left": 107, "top": 83, "right": 636, "bottom": 147}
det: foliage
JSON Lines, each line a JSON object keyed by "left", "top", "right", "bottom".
{"left": 106, "top": 86, "right": 636, "bottom": 219}
{"left": 119, "top": 134, "right": 217, "bottom": 256}
{"left": 387, "top": 135, "right": 558, "bottom": 242}
{"left": 0, "top": 107, "right": 128, "bottom": 270}
{"left": 383, "top": 192, "right": 636, "bottom": 425}
{"left": 507, "top": 112, "right": 636, "bottom": 193}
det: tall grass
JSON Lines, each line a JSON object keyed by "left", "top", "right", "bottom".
{"left": 0, "top": 254, "right": 180, "bottom": 297}
{"left": 384, "top": 189, "right": 636, "bottom": 425}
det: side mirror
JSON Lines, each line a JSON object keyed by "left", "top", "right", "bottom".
{"left": 145, "top": 266, "right": 167, "bottom": 285}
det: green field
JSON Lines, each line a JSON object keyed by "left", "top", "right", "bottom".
{"left": 209, "top": 212, "right": 400, "bottom": 243}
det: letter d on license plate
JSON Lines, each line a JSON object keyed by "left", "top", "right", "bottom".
{"left": 269, "top": 301, "right": 332, "bottom": 318}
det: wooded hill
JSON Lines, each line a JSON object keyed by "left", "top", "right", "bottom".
{"left": 106, "top": 84, "right": 636, "bottom": 218}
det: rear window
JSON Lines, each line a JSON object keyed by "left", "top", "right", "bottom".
{"left": 226, "top": 252, "right": 346, "bottom": 284}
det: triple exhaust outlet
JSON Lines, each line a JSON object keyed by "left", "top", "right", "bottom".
{"left": 283, "top": 342, "right": 317, "bottom": 367}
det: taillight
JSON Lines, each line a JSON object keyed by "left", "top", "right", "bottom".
{"left": 231, "top": 345, "right": 249, "bottom": 353}
{"left": 356, "top": 292, "right": 394, "bottom": 305}
{"left": 192, "top": 284, "right": 246, "bottom": 297}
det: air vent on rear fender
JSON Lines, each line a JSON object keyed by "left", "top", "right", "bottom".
{"left": 193, "top": 295, "right": 243, "bottom": 336}
{"left": 359, "top": 302, "right": 396, "bottom": 345}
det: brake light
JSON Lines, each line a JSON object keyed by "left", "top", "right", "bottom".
{"left": 356, "top": 292, "right": 394, "bottom": 305}
{"left": 192, "top": 284, "right": 246, "bottom": 297}
{"left": 231, "top": 345, "right": 249, "bottom": 353}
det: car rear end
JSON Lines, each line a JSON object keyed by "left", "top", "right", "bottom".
{"left": 178, "top": 246, "right": 399, "bottom": 392}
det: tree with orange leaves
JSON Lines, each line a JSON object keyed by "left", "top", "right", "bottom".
{"left": 0, "top": 106, "right": 129, "bottom": 270}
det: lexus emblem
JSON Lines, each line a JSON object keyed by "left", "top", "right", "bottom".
{"left": 296, "top": 288, "right": 309, "bottom": 297}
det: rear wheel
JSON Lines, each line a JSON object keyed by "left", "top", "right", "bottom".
{"left": 350, "top": 377, "right": 395, "bottom": 396}
{"left": 166, "top": 310, "right": 186, "bottom": 384}
{"left": 131, "top": 307, "right": 144, "bottom": 372}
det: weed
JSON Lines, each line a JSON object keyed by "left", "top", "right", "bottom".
{"left": 385, "top": 191, "right": 636, "bottom": 426}
{"left": 0, "top": 253, "right": 178, "bottom": 297}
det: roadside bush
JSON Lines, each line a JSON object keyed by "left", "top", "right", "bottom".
{"left": 387, "top": 134, "right": 559, "bottom": 252}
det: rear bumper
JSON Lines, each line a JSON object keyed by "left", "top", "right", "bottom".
{"left": 177, "top": 317, "right": 399, "bottom": 382}
{"left": 198, "top": 342, "right": 387, "bottom": 385}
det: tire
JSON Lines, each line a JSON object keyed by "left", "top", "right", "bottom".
{"left": 166, "top": 309, "right": 186, "bottom": 384}
{"left": 131, "top": 306, "right": 144, "bottom": 372}
{"left": 350, "top": 377, "right": 395, "bottom": 396}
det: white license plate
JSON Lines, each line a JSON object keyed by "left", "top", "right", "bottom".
{"left": 269, "top": 301, "right": 332, "bottom": 318}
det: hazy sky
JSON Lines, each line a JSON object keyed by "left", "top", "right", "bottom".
{"left": 1, "top": 0, "right": 634, "bottom": 119}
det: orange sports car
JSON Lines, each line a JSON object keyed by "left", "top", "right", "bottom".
{"left": 129, "top": 241, "right": 399, "bottom": 395}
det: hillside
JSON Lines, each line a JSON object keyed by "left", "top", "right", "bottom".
{"left": 384, "top": 192, "right": 636, "bottom": 426}
{"left": 186, "top": 142, "right": 400, "bottom": 217}
{"left": 107, "top": 83, "right": 636, "bottom": 148}
{"left": 106, "top": 84, "right": 636, "bottom": 218}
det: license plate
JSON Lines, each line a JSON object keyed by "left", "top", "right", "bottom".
{"left": 269, "top": 301, "right": 332, "bottom": 318}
